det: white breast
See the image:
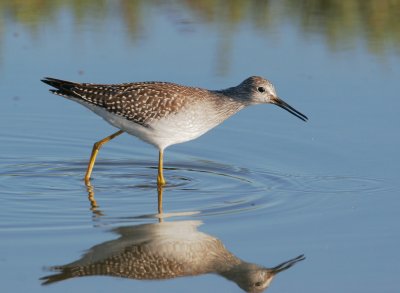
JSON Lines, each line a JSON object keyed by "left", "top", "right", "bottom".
{"left": 71, "top": 98, "right": 226, "bottom": 150}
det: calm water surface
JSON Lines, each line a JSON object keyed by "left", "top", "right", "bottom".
{"left": 1, "top": 1, "right": 399, "bottom": 292}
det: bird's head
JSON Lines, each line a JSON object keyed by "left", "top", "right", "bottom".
{"left": 237, "top": 76, "right": 308, "bottom": 122}
{"left": 221, "top": 254, "right": 305, "bottom": 292}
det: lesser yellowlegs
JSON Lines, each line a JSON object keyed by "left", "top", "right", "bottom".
{"left": 41, "top": 220, "right": 305, "bottom": 291}
{"left": 42, "top": 76, "right": 308, "bottom": 186}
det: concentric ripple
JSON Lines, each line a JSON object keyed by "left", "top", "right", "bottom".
{"left": 0, "top": 156, "right": 388, "bottom": 230}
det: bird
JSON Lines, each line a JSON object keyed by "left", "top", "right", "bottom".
{"left": 41, "top": 220, "right": 305, "bottom": 292}
{"left": 41, "top": 76, "right": 308, "bottom": 186}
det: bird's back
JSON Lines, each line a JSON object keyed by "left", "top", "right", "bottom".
{"left": 42, "top": 77, "right": 210, "bottom": 127}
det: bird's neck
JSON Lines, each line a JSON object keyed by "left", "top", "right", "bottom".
{"left": 215, "top": 87, "right": 252, "bottom": 106}
{"left": 218, "top": 260, "right": 266, "bottom": 290}
{"left": 209, "top": 247, "right": 244, "bottom": 275}
{"left": 208, "top": 90, "right": 248, "bottom": 121}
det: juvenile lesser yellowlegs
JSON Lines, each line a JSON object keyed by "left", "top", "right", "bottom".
{"left": 41, "top": 220, "right": 305, "bottom": 291}
{"left": 42, "top": 76, "right": 308, "bottom": 186}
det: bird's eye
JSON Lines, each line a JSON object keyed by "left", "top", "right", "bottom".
{"left": 255, "top": 282, "right": 262, "bottom": 287}
{"left": 257, "top": 87, "right": 265, "bottom": 93}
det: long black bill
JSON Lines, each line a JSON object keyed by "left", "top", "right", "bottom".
{"left": 271, "top": 97, "right": 308, "bottom": 122}
{"left": 271, "top": 254, "right": 305, "bottom": 274}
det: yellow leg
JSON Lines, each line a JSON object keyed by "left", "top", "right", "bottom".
{"left": 84, "top": 130, "right": 124, "bottom": 184}
{"left": 157, "top": 185, "right": 164, "bottom": 216}
{"left": 157, "top": 150, "right": 166, "bottom": 186}
{"left": 86, "top": 181, "right": 105, "bottom": 217}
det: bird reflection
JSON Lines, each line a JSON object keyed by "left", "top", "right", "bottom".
{"left": 41, "top": 220, "right": 304, "bottom": 292}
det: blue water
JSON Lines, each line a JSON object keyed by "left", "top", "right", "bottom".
{"left": 1, "top": 2, "right": 399, "bottom": 292}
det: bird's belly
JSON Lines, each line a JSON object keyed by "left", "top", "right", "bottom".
{"left": 76, "top": 99, "right": 221, "bottom": 150}
{"left": 145, "top": 105, "right": 222, "bottom": 149}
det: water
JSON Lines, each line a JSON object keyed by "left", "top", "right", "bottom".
{"left": 1, "top": 1, "right": 400, "bottom": 292}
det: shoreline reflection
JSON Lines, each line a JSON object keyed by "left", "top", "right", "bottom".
{"left": 1, "top": 1, "right": 399, "bottom": 67}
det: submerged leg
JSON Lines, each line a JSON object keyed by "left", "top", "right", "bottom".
{"left": 157, "top": 150, "right": 166, "bottom": 186}
{"left": 157, "top": 185, "right": 164, "bottom": 215}
{"left": 84, "top": 130, "right": 124, "bottom": 184}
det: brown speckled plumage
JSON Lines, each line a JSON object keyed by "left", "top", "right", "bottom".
{"left": 41, "top": 221, "right": 305, "bottom": 292}
{"left": 42, "top": 77, "right": 215, "bottom": 127}
{"left": 49, "top": 245, "right": 187, "bottom": 280}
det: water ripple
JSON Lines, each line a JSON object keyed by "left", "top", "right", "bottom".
{"left": 0, "top": 157, "right": 389, "bottom": 230}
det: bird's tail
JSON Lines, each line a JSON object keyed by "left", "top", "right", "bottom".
{"left": 41, "top": 77, "right": 81, "bottom": 98}
{"left": 40, "top": 266, "right": 76, "bottom": 285}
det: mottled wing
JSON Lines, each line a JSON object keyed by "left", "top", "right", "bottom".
{"left": 107, "top": 82, "right": 198, "bottom": 126}
{"left": 42, "top": 77, "right": 126, "bottom": 105}
{"left": 42, "top": 77, "right": 203, "bottom": 127}
{"left": 41, "top": 245, "right": 185, "bottom": 285}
